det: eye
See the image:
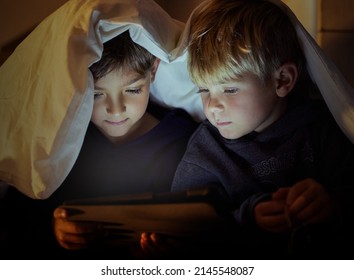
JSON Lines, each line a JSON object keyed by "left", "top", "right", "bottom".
{"left": 197, "top": 88, "right": 209, "bottom": 94}
{"left": 125, "top": 88, "right": 142, "bottom": 95}
{"left": 224, "top": 88, "right": 239, "bottom": 95}
{"left": 93, "top": 92, "right": 104, "bottom": 99}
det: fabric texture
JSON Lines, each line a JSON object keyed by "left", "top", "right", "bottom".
{"left": 0, "top": 0, "right": 203, "bottom": 199}
{"left": 51, "top": 106, "right": 197, "bottom": 203}
{"left": 176, "top": 0, "right": 354, "bottom": 142}
{"left": 1, "top": 0, "right": 353, "bottom": 200}
{"left": 1, "top": 106, "right": 198, "bottom": 259}
{"left": 172, "top": 100, "right": 354, "bottom": 222}
{"left": 172, "top": 100, "right": 354, "bottom": 257}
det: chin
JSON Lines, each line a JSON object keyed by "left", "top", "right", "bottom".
{"left": 219, "top": 130, "right": 246, "bottom": 140}
{"left": 104, "top": 128, "right": 129, "bottom": 138}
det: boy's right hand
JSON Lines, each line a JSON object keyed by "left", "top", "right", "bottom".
{"left": 140, "top": 232, "right": 179, "bottom": 257}
{"left": 53, "top": 207, "right": 99, "bottom": 250}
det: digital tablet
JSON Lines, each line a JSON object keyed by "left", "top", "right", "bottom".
{"left": 61, "top": 187, "right": 235, "bottom": 246}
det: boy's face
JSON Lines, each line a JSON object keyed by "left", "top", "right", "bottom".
{"left": 198, "top": 74, "right": 286, "bottom": 139}
{"left": 91, "top": 68, "right": 152, "bottom": 143}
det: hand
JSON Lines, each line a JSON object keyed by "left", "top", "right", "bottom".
{"left": 53, "top": 207, "right": 100, "bottom": 250}
{"left": 140, "top": 232, "right": 178, "bottom": 257}
{"left": 286, "top": 178, "right": 338, "bottom": 225}
{"left": 254, "top": 190, "right": 291, "bottom": 233}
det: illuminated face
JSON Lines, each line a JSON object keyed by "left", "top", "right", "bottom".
{"left": 198, "top": 74, "right": 286, "bottom": 139}
{"left": 91, "top": 67, "right": 153, "bottom": 144}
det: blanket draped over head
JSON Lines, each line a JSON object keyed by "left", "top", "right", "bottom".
{"left": 0, "top": 0, "right": 203, "bottom": 199}
{"left": 0, "top": 0, "right": 353, "bottom": 199}
{"left": 176, "top": 0, "right": 354, "bottom": 142}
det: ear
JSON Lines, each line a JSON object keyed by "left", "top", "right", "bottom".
{"left": 150, "top": 58, "right": 160, "bottom": 83}
{"left": 274, "top": 62, "right": 298, "bottom": 97}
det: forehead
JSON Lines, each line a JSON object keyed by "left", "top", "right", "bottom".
{"left": 95, "top": 68, "right": 148, "bottom": 86}
{"left": 199, "top": 73, "right": 261, "bottom": 88}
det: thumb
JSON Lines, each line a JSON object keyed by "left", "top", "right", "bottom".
{"left": 53, "top": 207, "right": 67, "bottom": 219}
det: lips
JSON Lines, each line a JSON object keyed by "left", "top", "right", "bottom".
{"left": 105, "top": 118, "right": 128, "bottom": 126}
{"left": 216, "top": 121, "right": 232, "bottom": 126}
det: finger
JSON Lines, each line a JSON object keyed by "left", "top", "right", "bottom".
{"left": 292, "top": 196, "right": 331, "bottom": 223}
{"left": 55, "top": 218, "right": 98, "bottom": 238}
{"left": 272, "top": 187, "right": 290, "bottom": 201}
{"left": 140, "top": 232, "right": 154, "bottom": 251}
{"left": 140, "top": 232, "right": 149, "bottom": 243}
{"left": 140, "top": 233, "right": 159, "bottom": 255}
{"left": 286, "top": 185, "right": 307, "bottom": 207}
{"left": 286, "top": 178, "right": 318, "bottom": 206}
{"left": 288, "top": 188, "right": 317, "bottom": 216}
{"left": 256, "top": 200, "right": 285, "bottom": 216}
{"left": 57, "top": 238, "right": 90, "bottom": 250}
{"left": 56, "top": 230, "right": 96, "bottom": 248}
{"left": 69, "top": 222, "right": 98, "bottom": 234}
{"left": 255, "top": 201, "right": 291, "bottom": 232}
{"left": 151, "top": 233, "right": 178, "bottom": 250}
{"left": 286, "top": 179, "right": 320, "bottom": 214}
{"left": 258, "top": 213, "right": 290, "bottom": 232}
{"left": 53, "top": 207, "right": 67, "bottom": 219}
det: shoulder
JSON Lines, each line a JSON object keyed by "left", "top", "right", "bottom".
{"left": 279, "top": 99, "right": 335, "bottom": 134}
{"left": 311, "top": 100, "right": 353, "bottom": 145}
{"left": 307, "top": 99, "right": 343, "bottom": 130}
{"left": 184, "top": 120, "right": 225, "bottom": 153}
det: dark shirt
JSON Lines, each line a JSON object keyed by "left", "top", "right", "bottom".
{"left": 1, "top": 105, "right": 198, "bottom": 259}
{"left": 50, "top": 107, "right": 197, "bottom": 202}
{"left": 172, "top": 99, "right": 354, "bottom": 258}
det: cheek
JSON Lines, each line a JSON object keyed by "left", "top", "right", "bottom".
{"left": 91, "top": 103, "right": 103, "bottom": 122}
{"left": 126, "top": 93, "right": 149, "bottom": 114}
{"left": 201, "top": 100, "right": 212, "bottom": 119}
{"left": 201, "top": 96, "right": 211, "bottom": 112}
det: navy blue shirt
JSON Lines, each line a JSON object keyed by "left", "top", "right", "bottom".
{"left": 0, "top": 105, "right": 198, "bottom": 259}
{"left": 172, "top": 100, "right": 354, "bottom": 258}
{"left": 51, "top": 106, "right": 198, "bottom": 203}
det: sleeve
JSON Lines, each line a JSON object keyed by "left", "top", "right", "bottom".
{"left": 172, "top": 149, "right": 271, "bottom": 228}
{"left": 0, "top": 0, "right": 203, "bottom": 199}
{"left": 231, "top": 193, "right": 270, "bottom": 227}
{"left": 172, "top": 161, "right": 220, "bottom": 192}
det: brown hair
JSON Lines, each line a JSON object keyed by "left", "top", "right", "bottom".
{"left": 89, "top": 31, "right": 156, "bottom": 80}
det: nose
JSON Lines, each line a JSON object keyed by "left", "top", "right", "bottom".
{"left": 207, "top": 94, "right": 224, "bottom": 114}
{"left": 106, "top": 96, "right": 126, "bottom": 116}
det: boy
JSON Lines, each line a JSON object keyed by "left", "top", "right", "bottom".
{"left": 2, "top": 31, "right": 197, "bottom": 259}
{"left": 142, "top": 0, "right": 354, "bottom": 259}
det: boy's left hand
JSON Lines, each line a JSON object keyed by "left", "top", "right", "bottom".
{"left": 255, "top": 178, "right": 338, "bottom": 232}
{"left": 286, "top": 178, "right": 338, "bottom": 225}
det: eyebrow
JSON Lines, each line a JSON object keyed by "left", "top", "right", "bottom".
{"left": 94, "top": 75, "right": 146, "bottom": 90}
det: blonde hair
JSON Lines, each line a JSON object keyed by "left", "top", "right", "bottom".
{"left": 188, "top": 0, "right": 305, "bottom": 86}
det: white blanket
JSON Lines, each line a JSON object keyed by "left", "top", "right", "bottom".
{"left": 0, "top": 0, "right": 203, "bottom": 199}
{"left": 177, "top": 0, "right": 354, "bottom": 144}
{"left": 0, "top": 0, "right": 353, "bottom": 199}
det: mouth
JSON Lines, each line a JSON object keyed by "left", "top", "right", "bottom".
{"left": 216, "top": 121, "right": 232, "bottom": 127}
{"left": 105, "top": 118, "right": 129, "bottom": 126}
